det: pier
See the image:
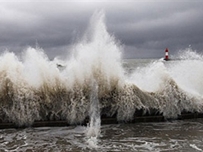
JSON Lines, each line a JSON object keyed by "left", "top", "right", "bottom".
{"left": 1, "top": 111, "right": 203, "bottom": 129}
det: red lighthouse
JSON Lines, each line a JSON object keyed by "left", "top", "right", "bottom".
{"left": 164, "top": 48, "right": 169, "bottom": 61}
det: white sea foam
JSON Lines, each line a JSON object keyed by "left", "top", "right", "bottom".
{"left": 128, "top": 60, "right": 169, "bottom": 92}
{"left": 169, "top": 51, "right": 203, "bottom": 97}
{"left": 190, "top": 144, "right": 202, "bottom": 151}
{"left": 85, "top": 80, "right": 101, "bottom": 149}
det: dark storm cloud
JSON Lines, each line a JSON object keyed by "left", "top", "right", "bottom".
{"left": 105, "top": 1, "right": 203, "bottom": 58}
{"left": 0, "top": 0, "right": 203, "bottom": 59}
{"left": 0, "top": 1, "right": 92, "bottom": 58}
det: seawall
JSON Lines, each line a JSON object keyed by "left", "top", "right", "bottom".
{"left": 1, "top": 111, "right": 203, "bottom": 129}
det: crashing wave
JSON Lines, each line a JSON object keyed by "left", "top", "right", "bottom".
{"left": 0, "top": 11, "right": 203, "bottom": 127}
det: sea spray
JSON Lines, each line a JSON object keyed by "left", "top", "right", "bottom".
{"left": 0, "top": 51, "right": 40, "bottom": 126}
{"left": 168, "top": 50, "right": 203, "bottom": 96}
{"left": 22, "top": 47, "right": 63, "bottom": 89}
{"left": 63, "top": 10, "right": 124, "bottom": 96}
{"left": 128, "top": 61, "right": 168, "bottom": 92}
{"left": 86, "top": 80, "right": 101, "bottom": 148}
{"left": 61, "top": 11, "right": 125, "bottom": 125}
{"left": 128, "top": 50, "right": 203, "bottom": 119}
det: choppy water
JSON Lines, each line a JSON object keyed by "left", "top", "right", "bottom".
{"left": 1, "top": 11, "right": 203, "bottom": 151}
{"left": 1, "top": 119, "right": 203, "bottom": 152}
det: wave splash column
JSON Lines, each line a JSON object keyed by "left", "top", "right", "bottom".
{"left": 86, "top": 80, "right": 101, "bottom": 148}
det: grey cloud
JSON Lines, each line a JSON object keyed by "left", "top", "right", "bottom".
{"left": 105, "top": 1, "right": 203, "bottom": 58}
{"left": 1, "top": 1, "right": 203, "bottom": 59}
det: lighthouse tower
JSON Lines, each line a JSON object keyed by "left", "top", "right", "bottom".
{"left": 164, "top": 48, "right": 169, "bottom": 61}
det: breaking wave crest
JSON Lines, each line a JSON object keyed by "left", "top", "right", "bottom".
{"left": 0, "top": 11, "right": 203, "bottom": 127}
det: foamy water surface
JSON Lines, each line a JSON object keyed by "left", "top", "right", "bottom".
{"left": 1, "top": 119, "right": 203, "bottom": 152}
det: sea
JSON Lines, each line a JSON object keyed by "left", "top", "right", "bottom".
{"left": 1, "top": 11, "right": 203, "bottom": 151}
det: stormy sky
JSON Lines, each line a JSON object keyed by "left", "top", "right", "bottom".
{"left": 0, "top": 0, "right": 203, "bottom": 59}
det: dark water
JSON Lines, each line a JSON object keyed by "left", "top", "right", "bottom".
{"left": 1, "top": 119, "right": 203, "bottom": 151}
